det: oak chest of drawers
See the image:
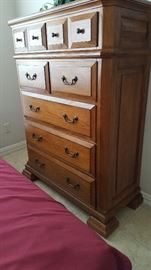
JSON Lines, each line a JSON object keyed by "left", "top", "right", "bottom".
{"left": 9, "top": 0, "right": 151, "bottom": 237}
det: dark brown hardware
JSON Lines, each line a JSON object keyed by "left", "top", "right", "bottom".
{"left": 34, "top": 159, "right": 45, "bottom": 168}
{"left": 64, "top": 146, "right": 79, "bottom": 158}
{"left": 61, "top": 75, "right": 78, "bottom": 86}
{"left": 25, "top": 73, "right": 37, "bottom": 81}
{"left": 32, "top": 35, "right": 39, "bottom": 40}
{"left": 63, "top": 113, "right": 78, "bottom": 124}
{"left": 66, "top": 177, "right": 80, "bottom": 190}
{"left": 29, "top": 105, "right": 40, "bottom": 113}
{"left": 32, "top": 133, "right": 43, "bottom": 142}
{"left": 16, "top": 38, "right": 23, "bottom": 42}
{"left": 77, "top": 28, "right": 85, "bottom": 34}
{"left": 52, "top": 32, "right": 59, "bottom": 37}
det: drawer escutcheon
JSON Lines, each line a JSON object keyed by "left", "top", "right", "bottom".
{"left": 29, "top": 105, "right": 40, "bottom": 113}
{"left": 64, "top": 146, "right": 79, "bottom": 158}
{"left": 25, "top": 73, "right": 37, "bottom": 81}
{"left": 32, "top": 133, "right": 43, "bottom": 142}
{"left": 61, "top": 75, "right": 78, "bottom": 86}
{"left": 63, "top": 113, "right": 78, "bottom": 124}
{"left": 66, "top": 177, "right": 80, "bottom": 190}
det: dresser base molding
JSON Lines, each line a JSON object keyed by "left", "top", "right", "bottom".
{"left": 127, "top": 193, "right": 143, "bottom": 210}
{"left": 22, "top": 167, "right": 38, "bottom": 181}
{"left": 87, "top": 216, "right": 119, "bottom": 238}
{"left": 23, "top": 163, "right": 142, "bottom": 237}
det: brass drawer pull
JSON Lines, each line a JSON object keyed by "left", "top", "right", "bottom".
{"left": 16, "top": 38, "right": 23, "bottom": 42}
{"left": 32, "top": 35, "right": 39, "bottom": 40}
{"left": 63, "top": 113, "right": 78, "bottom": 124}
{"left": 77, "top": 28, "right": 85, "bottom": 34}
{"left": 66, "top": 177, "right": 80, "bottom": 190}
{"left": 25, "top": 72, "right": 37, "bottom": 81}
{"left": 64, "top": 146, "right": 79, "bottom": 158}
{"left": 52, "top": 32, "right": 59, "bottom": 38}
{"left": 35, "top": 159, "right": 45, "bottom": 168}
{"left": 61, "top": 75, "right": 78, "bottom": 86}
{"left": 29, "top": 105, "right": 40, "bottom": 113}
{"left": 32, "top": 133, "right": 43, "bottom": 142}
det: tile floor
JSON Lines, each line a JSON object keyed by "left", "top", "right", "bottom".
{"left": 2, "top": 148, "right": 151, "bottom": 270}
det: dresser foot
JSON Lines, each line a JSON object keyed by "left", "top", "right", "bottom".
{"left": 22, "top": 167, "right": 37, "bottom": 181}
{"left": 87, "top": 216, "right": 119, "bottom": 238}
{"left": 127, "top": 192, "right": 143, "bottom": 210}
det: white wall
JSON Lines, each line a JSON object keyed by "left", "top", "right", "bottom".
{"left": 15, "top": 0, "right": 47, "bottom": 17}
{"left": 0, "top": 0, "right": 25, "bottom": 149}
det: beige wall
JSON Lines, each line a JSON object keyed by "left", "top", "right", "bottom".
{"left": 0, "top": 0, "right": 25, "bottom": 149}
{"left": 141, "top": 71, "right": 151, "bottom": 195}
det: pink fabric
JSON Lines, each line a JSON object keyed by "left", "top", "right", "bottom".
{"left": 0, "top": 159, "right": 132, "bottom": 270}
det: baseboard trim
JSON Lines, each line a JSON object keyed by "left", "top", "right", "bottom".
{"left": 142, "top": 191, "right": 151, "bottom": 207}
{"left": 0, "top": 141, "right": 26, "bottom": 157}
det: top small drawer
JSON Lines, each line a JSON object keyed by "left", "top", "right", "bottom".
{"left": 46, "top": 18, "right": 68, "bottom": 50}
{"left": 69, "top": 12, "right": 98, "bottom": 48}
{"left": 28, "top": 23, "right": 47, "bottom": 51}
{"left": 13, "top": 28, "right": 27, "bottom": 52}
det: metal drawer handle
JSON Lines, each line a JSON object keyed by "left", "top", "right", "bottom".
{"left": 35, "top": 159, "right": 45, "bottom": 168}
{"left": 16, "top": 38, "right": 23, "bottom": 42}
{"left": 32, "top": 133, "right": 43, "bottom": 142}
{"left": 63, "top": 113, "right": 78, "bottom": 124}
{"left": 61, "top": 75, "right": 78, "bottom": 86}
{"left": 77, "top": 28, "right": 85, "bottom": 34}
{"left": 29, "top": 105, "right": 40, "bottom": 113}
{"left": 64, "top": 146, "right": 79, "bottom": 158}
{"left": 32, "top": 35, "right": 39, "bottom": 40}
{"left": 66, "top": 177, "right": 80, "bottom": 190}
{"left": 52, "top": 32, "right": 59, "bottom": 37}
{"left": 25, "top": 73, "right": 37, "bottom": 81}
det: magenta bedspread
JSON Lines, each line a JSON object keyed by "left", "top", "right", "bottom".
{"left": 0, "top": 159, "right": 131, "bottom": 270}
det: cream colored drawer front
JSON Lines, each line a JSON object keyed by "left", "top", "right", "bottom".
{"left": 69, "top": 12, "right": 98, "bottom": 48}
{"left": 13, "top": 28, "right": 27, "bottom": 52}
{"left": 17, "top": 61, "right": 50, "bottom": 93}
{"left": 47, "top": 18, "right": 68, "bottom": 49}
{"left": 49, "top": 60, "right": 97, "bottom": 98}
{"left": 28, "top": 23, "right": 47, "bottom": 51}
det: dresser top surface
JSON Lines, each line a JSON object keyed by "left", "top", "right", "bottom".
{"left": 8, "top": 0, "right": 151, "bottom": 27}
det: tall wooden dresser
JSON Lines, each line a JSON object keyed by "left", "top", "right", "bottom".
{"left": 9, "top": 0, "right": 151, "bottom": 237}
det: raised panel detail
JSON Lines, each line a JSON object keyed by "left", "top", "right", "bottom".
{"left": 17, "top": 61, "right": 50, "bottom": 94}
{"left": 28, "top": 23, "right": 47, "bottom": 51}
{"left": 46, "top": 18, "right": 68, "bottom": 49}
{"left": 69, "top": 12, "right": 98, "bottom": 48}
{"left": 49, "top": 60, "right": 97, "bottom": 100}
{"left": 116, "top": 67, "right": 144, "bottom": 194}
{"left": 120, "top": 12, "right": 149, "bottom": 49}
{"left": 13, "top": 28, "right": 27, "bottom": 52}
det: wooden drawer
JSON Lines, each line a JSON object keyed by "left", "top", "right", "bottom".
{"left": 27, "top": 23, "right": 47, "bottom": 51}
{"left": 13, "top": 28, "right": 27, "bottom": 52}
{"left": 28, "top": 147, "right": 95, "bottom": 206}
{"left": 22, "top": 94, "right": 96, "bottom": 138}
{"left": 69, "top": 12, "right": 98, "bottom": 48}
{"left": 17, "top": 61, "right": 50, "bottom": 94}
{"left": 49, "top": 60, "right": 97, "bottom": 100}
{"left": 25, "top": 121, "right": 95, "bottom": 175}
{"left": 46, "top": 18, "right": 68, "bottom": 49}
